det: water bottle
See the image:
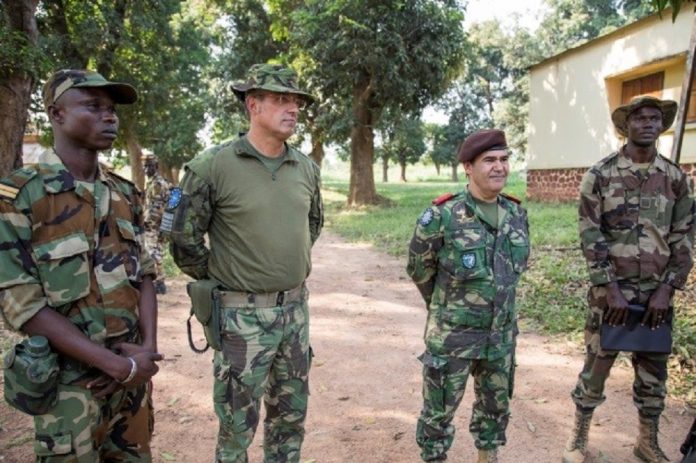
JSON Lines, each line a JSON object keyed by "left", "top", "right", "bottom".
{"left": 3, "top": 335, "right": 59, "bottom": 415}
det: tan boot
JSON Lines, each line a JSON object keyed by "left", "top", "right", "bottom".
{"left": 477, "top": 448, "right": 498, "bottom": 463}
{"left": 562, "top": 409, "right": 592, "bottom": 463}
{"left": 634, "top": 415, "right": 670, "bottom": 462}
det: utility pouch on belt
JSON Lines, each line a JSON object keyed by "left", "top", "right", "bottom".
{"left": 3, "top": 336, "right": 59, "bottom": 415}
{"left": 186, "top": 279, "right": 222, "bottom": 353}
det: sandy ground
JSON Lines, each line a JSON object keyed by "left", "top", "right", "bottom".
{"left": 0, "top": 231, "right": 693, "bottom": 462}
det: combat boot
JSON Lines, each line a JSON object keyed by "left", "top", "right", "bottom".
{"left": 562, "top": 409, "right": 593, "bottom": 463}
{"left": 634, "top": 414, "right": 669, "bottom": 463}
{"left": 477, "top": 448, "right": 498, "bottom": 463}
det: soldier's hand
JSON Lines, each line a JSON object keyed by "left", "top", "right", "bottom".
{"left": 86, "top": 374, "right": 121, "bottom": 399}
{"left": 604, "top": 282, "right": 629, "bottom": 326}
{"left": 113, "top": 343, "right": 164, "bottom": 385}
{"left": 643, "top": 284, "right": 672, "bottom": 329}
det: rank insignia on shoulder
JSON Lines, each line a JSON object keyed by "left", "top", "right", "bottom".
{"left": 432, "top": 192, "right": 454, "bottom": 205}
{"left": 419, "top": 208, "right": 434, "bottom": 226}
{"left": 167, "top": 187, "right": 182, "bottom": 209}
{"left": 500, "top": 192, "right": 521, "bottom": 204}
{"left": 461, "top": 253, "right": 476, "bottom": 269}
{"left": 0, "top": 182, "right": 19, "bottom": 200}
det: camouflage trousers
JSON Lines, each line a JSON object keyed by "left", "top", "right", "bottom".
{"left": 143, "top": 230, "right": 165, "bottom": 282}
{"left": 416, "top": 350, "right": 513, "bottom": 461}
{"left": 213, "top": 291, "right": 311, "bottom": 463}
{"left": 571, "top": 286, "right": 668, "bottom": 416}
{"left": 33, "top": 382, "right": 153, "bottom": 462}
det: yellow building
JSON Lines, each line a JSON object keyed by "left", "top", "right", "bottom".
{"left": 527, "top": 9, "right": 696, "bottom": 201}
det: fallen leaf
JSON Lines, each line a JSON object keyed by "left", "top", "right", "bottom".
{"left": 161, "top": 452, "right": 176, "bottom": 461}
{"left": 393, "top": 431, "right": 405, "bottom": 441}
{"left": 338, "top": 396, "right": 350, "bottom": 401}
{"left": 526, "top": 420, "right": 536, "bottom": 433}
{"left": 167, "top": 397, "right": 180, "bottom": 407}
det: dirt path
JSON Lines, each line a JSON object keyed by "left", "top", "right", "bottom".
{"left": 1, "top": 231, "right": 693, "bottom": 462}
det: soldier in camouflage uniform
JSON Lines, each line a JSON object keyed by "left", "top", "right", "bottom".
{"left": 0, "top": 69, "right": 162, "bottom": 461}
{"left": 562, "top": 96, "right": 695, "bottom": 463}
{"left": 407, "top": 129, "right": 530, "bottom": 463}
{"left": 162, "top": 63, "right": 323, "bottom": 463}
{"left": 142, "top": 153, "right": 171, "bottom": 295}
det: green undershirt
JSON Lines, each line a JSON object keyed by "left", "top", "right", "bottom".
{"left": 474, "top": 197, "right": 499, "bottom": 229}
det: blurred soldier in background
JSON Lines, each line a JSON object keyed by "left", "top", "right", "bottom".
{"left": 143, "top": 153, "right": 171, "bottom": 295}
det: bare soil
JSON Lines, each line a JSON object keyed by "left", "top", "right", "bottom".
{"left": 1, "top": 231, "right": 693, "bottom": 462}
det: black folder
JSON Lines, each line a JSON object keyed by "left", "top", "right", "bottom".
{"left": 600, "top": 304, "right": 672, "bottom": 354}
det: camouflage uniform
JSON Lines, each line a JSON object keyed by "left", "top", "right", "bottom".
{"left": 407, "top": 188, "right": 530, "bottom": 461}
{"left": 163, "top": 135, "right": 323, "bottom": 462}
{"left": 572, "top": 148, "right": 695, "bottom": 416}
{"left": 0, "top": 148, "right": 156, "bottom": 462}
{"left": 143, "top": 169, "right": 171, "bottom": 290}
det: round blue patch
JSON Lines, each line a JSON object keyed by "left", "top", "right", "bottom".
{"left": 167, "top": 187, "right": 182, "bottom": 209}
{"left": 419, "top": 208, "right": 433, "bottom": 226}
{"left": 461, "top": 253, "right": 476, "bottom": 269}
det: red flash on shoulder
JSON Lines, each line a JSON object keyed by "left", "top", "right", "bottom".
{"left": 432, "top": 193, "right": 454, "bottom": 205}
{"left": 500, "top": 192, "right": 522, "bottom": 204}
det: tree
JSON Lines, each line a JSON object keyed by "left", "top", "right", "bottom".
{"left": 0, "top": 0, "right": 42, "bottom": 178}
{"left": 427, "top": 123, "right": 461, "bottom": 182}
{"left": 287, "top": 0, "right": 465, "bottom": 205}
{"left": 380, "top": 116, "right": 426, "bottom": 182}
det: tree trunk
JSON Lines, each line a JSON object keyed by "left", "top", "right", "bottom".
{"left": 0, "top": 0, "right": 40, "bottom": 177}
{"left": 309, "top": 129, "right": 325, "bottom": 167}
{"left": 399, "top": 159, "right": 407, "bottom": 182}
{"left": 382, "top": 156, "right": 388, "bottom": 183}
{"left": 434, "top": 162, "right": 441, "bottom": 176}
{"left": 123, "top": 125, "right": 145, "bottom": 189}
{"left": 348, "top": 78, "right": 379, "bottom": 205}
{"left": 158, "top": 158, "right": 178, "bottom": 185}
{"left": 451, "top": 163, "right": 458, "bottom": 182}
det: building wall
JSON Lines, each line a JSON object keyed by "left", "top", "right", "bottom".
{"left": 527, "top": 9, "right": 696, "bottom": 201}
{"left": 527, "top": 162, "right": 696, "bottom": 202}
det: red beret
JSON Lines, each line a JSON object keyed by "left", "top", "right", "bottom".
{"left": 457, "top": 129, "right": 507, "bottom": 163}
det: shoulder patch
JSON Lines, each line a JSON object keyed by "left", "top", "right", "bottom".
{"left": 432, "top": 192, "right": 455, "bottom": 206}
{"left": 500, "top": 192, "right": 522, "bottom": 204}
{"left": 167, "top": 186, "right": 182, "bottom": 209}
{"left": 418, "top": 208, "right": 434, "bottom": 226}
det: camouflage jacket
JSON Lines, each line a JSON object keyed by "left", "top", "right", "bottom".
{"left": 0, "top": 149, "right": 155, "bottom": 360}
{"left": 144, "top": 172, "right": 171, "bottom": 233}
{"left": 407, "top": 188, "right": 530, "bottom": 360}
{"left": 579, "top": 149, "right": 695, "bottom": 292}
{"left": 162, "top": 136, "right": 323, "bottom": 292}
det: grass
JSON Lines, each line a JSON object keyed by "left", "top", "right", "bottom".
{"left": 322, "top": 168, "right": 696, "bottom": 407}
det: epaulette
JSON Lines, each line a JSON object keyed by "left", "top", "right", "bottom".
{"left": 0, "top": 166, "right": 38, "bottom": 201}
{"left": 432, "top": 192, "right": 455, "bottom": 205}
{"left": 105, "top": 167, "right": 141, "bottom": 194}
{"left": 500, "top": 192, "right": 522, "bottom": 205}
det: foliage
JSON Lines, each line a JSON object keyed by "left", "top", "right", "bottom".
{"left": 285, "top": 0, "right": 466, "bottom": 204}
{"left": 379, "top": 115, "right": 427, "bottom": 181}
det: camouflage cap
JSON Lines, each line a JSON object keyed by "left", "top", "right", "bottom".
{"left": 43, "top": 69, "right": 138, "bottom": 110}
{"left": 611, "top": 95, "right": 677, "bottom": 136}
{"left": 231, "top": 63, "right": 315, "bottom": 105}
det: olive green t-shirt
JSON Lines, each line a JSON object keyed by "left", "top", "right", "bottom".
{"left": 473, "top": 197, "right": 499, "bottom": 230}
{"left": 175, "top": 136, "right": 323, "bottom": 292}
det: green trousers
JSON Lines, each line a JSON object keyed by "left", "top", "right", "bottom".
{"left": 416, "top": 350, "right": 513, "bottom": 461}
{"left": 213, "top": 295, "right": 311, "bottom": 463}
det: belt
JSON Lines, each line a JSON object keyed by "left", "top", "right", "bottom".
{"left": 218, "top": 284, "right": 304, "bottom": 308}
